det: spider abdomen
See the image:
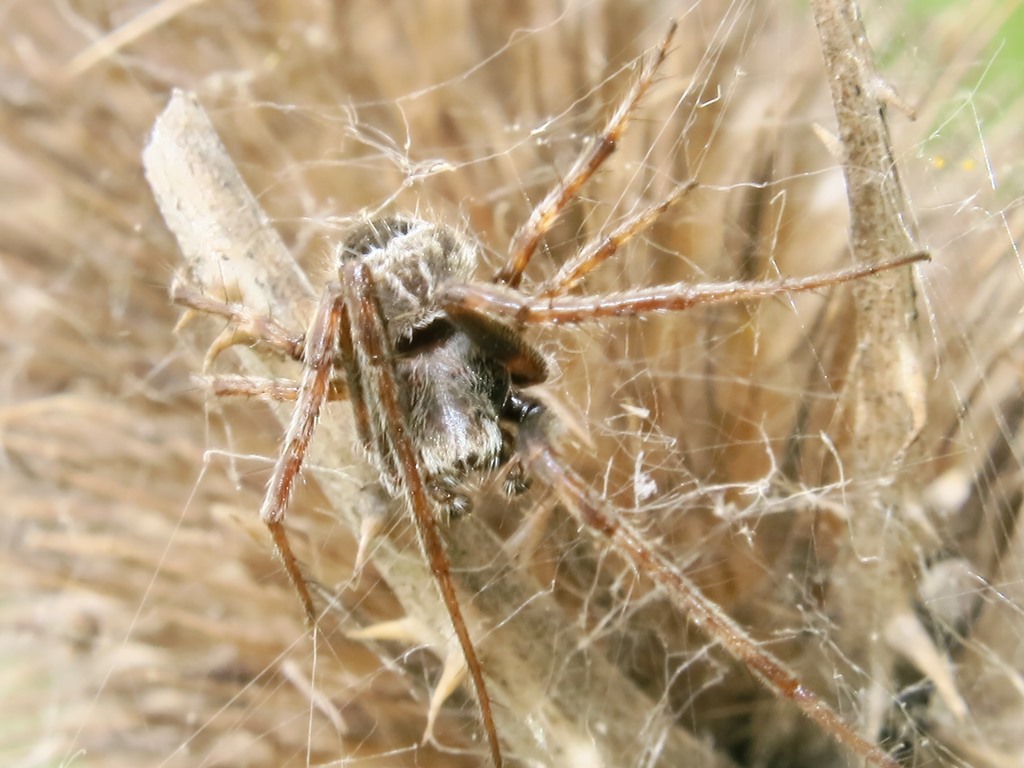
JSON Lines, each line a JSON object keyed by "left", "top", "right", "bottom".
{"left": 358, "top": 332, "right": 506, "bottom": 517}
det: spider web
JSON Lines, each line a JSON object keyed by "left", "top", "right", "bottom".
{"left": 1, "top": 1, "right": 1023, "bottom": 767}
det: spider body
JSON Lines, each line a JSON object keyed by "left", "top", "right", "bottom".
{"left": 339, "top": 214, "right": 546, "bottom": 516}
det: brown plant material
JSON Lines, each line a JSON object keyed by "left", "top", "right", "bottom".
{"left": 3, "top": 2, "right": 1023, "bottom": 767}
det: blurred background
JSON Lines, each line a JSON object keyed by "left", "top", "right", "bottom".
{"left": 2, "top": 1, "right": 1023, "bottom": 766}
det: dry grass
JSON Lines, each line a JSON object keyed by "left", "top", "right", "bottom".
{"left": 2, "top": 1, "right": 1023, "bottom": 767}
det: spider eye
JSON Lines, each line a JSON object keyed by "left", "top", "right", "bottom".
{"left": 393, "top": 317, "right": 455, "bottom": 355}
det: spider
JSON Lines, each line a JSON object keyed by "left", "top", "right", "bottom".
{"left": 170, "top": 22, "right": 925, "bottom": 768}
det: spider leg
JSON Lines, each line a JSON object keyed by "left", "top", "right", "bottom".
{"left": 200, "top": 374, "right": 348, "bottom": 403}
{"left": 172, "top": 281, "right": 306, "bottom": 366}
{"left": 342, "top": 260, "right": 503, "bottom": 768}
{"left": 444, "top": 297, "right": 548, "bottom": 386}
{"left": 536, "top": 179, "right": 696, "bottom": 297}
{"left": 257, "top": 282, "right": 346, "bottom": 624}
{"left": 447, "top": 251, "right": 929, "bottom": 327}
{"left": 514, "top": 405, "right": 899, "bottom": 768}
{"left": 495, "top": 20, "right": 678, "bottom": 288}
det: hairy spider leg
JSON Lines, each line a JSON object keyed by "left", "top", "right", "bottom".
{"left": 437, "top": 250, "right": 928, "bottom": 767}
{"left": 495, "top": 20, "right": 678, "bottom": 288}
{"left": 536, "top": 179, "right": 697, "bottom": 298}
{"left": 173, "top": 281, "right": 339, "bottom": 622}
{"left": 341, "top": 260, "right": 503, "bottom": 768}
{"left": 171, "top": 282, "right": 306, "bottom": 365}
{"left": 255, "top": 282, "right": 347, "bottom": 624}
{"left": 175, "top": 267, "right": 503, "bottom": 765}
{"left": 200, "top": 374, "right": 348, "bottom": 403}
{"left": 446, "top": 251, "right": 929, "bottom": 327}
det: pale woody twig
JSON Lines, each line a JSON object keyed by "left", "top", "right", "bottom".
{"left": 143, "top": 89, "right": 731, "bottom": 768}
{"left": 812, "top": 0, "right": 927, "bottom": 747}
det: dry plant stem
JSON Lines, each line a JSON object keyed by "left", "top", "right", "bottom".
{"left": 810, "top": 0, "right": 924, "bottom": 471}
{"left": 812, "top": 0, "right": 926, "bottom": 731}
{"left": 145, "top": 91, "right": 731, "bottom": 768}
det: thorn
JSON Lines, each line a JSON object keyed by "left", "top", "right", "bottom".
{"left": 885, "top": 611, "right": 967, "bottom": 720}
{"left": 172, "top": 308, "right": 199, "bottom": 334}
{"left": 504, "top": 497, "right": 556, "bottom": 562}
{"left": 811, "top": 122, "right": 843, "bottom": 162}
{"left": 353, "top": 512, "right": 385, "bottom": 579}
{"left": 870, "top": 77, "right": 917, "bottom": 120}
{"left": 204, "top": 325, "right": 249, "bottom": 370}
{"left": 279, "top": 658, "right": 350, "bottom": 735}
{"left": 423, "top": 639, "right": 469, "bottom": 747}
{"left": 348, "top": 615, "right": 430, "bottom": 645}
